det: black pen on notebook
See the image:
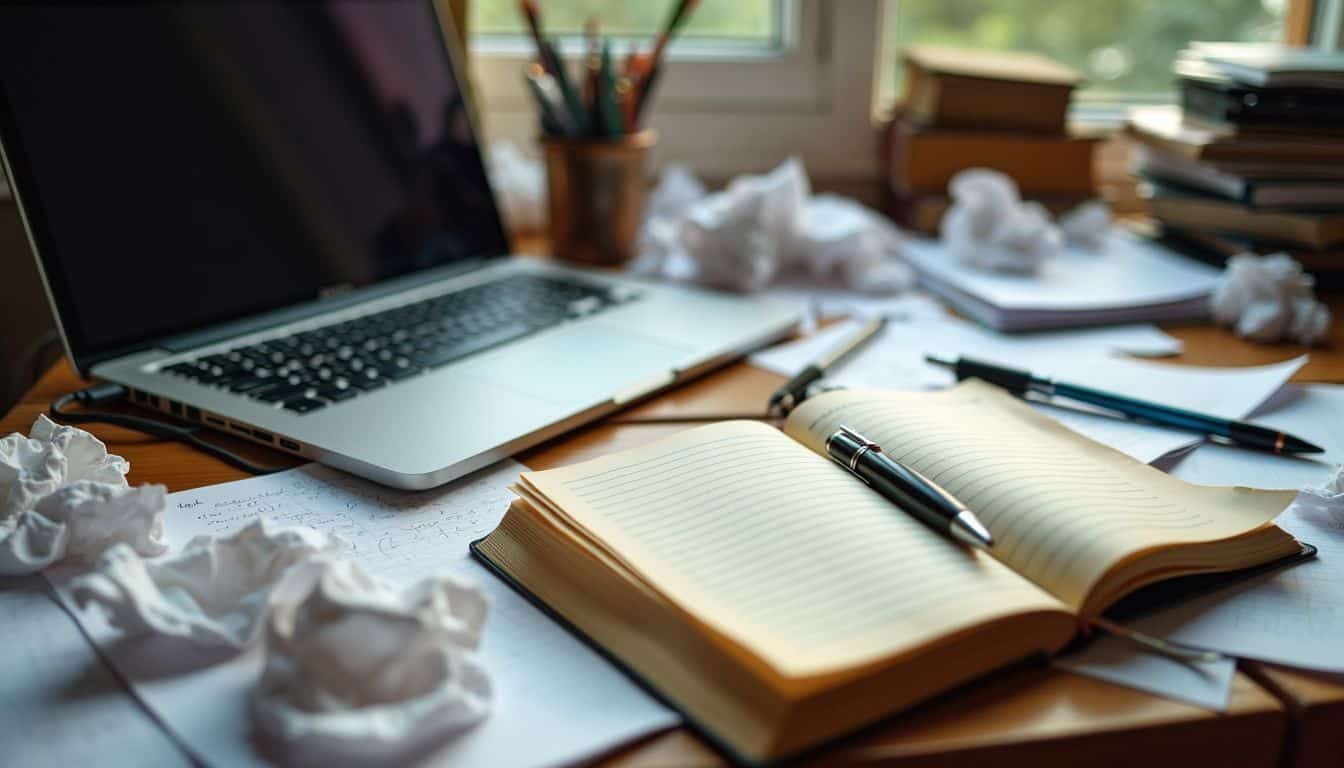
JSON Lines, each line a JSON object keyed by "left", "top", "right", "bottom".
{"left": 825, "top": 425, "right": 994, "bottom": 551}
{"left": 926, "top": 355, "right": 1324, "bottom": 455}
{"left": 766, "top": 317, "right": 885, "bottom": 417}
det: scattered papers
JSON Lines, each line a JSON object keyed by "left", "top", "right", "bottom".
{"left": 255, "top": 559, "right": 492, "bottom": 765}
{"left": 1054, "top": 635, "right": 1236, "bottom": 711}
{"left": 636, "top": 158, "right": 913, "bottom": 294}
{"left": 1130, "top": 384, "right": 1344, "bottom": 673}
{"left": 942, "top": 169, "right": 1062, "bottom": 273}
{"left": 49, "top": 461, "right": 677, "bottom": 767}
{"left": 1, "top": 415, "right": 166, "bottom": 575}
{"left": 69, "top": 520, "right": 341, "bottom": 651}
{"left": 1210, "top": 253, "right": 1331, "bottom": 345}
{"left": 751, "top": 315, "right": 1303, "bottom": 463}
{"left": 0, "top": 575, "right": 191, "bottom": 768}
{"left": 903, "top": 228, "right": 1222, "bottom": 331}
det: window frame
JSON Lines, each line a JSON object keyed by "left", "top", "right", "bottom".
{"left": 468, "top": 0, "right": 886, "bottom": 179}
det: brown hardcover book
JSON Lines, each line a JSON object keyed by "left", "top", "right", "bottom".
{"left": 901, "top": 45, "right": 1081, "bottom": 133}
{"left": 1159, "top": 224, "right": 1344, "bottom": 271}
{"left": 1127, "top": 105, "right": 1344, "bottom": 164}
{"left": 1146, "top": 187, "right": 1344, "bottom": 249}
{"left": 883, "top": 117, "right": 1099, "bottom": 196}
{"left": 474, "top": 383, "right": 1299, "bottom": 765}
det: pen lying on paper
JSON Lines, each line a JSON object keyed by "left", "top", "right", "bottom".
{"left": 926, "top": 355, "right": 1323, "bottom": 455}
{"left": 825, "top": 425, "right": 994, "bottom": 550}
{"left": 766, "top": 316, "right": 886, "bottom": 417}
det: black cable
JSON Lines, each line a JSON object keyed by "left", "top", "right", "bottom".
{"left": 50, "top": 384, "right": 285, "bottom": 475}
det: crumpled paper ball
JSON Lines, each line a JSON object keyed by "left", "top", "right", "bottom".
{"left": 486, "top": 140, "right": 545, "bottom": 234}
{"left": 254, "top": 558, "right": 491, "bottom": 766}
{"left": 1057, "top": 200, "right": 1111, "bottom": 249}
{"left": 637, "top": 158, "right": 912, "bottom": 294}
{"left": 69, "top": 519, "right": 342, "bottom": 650}
{"left": 1210, "top": 253, "right": 1332, "bottom": 345}
{"left": 0, "top": 414, "right": 166, "bottom": 575}
{"left": 792, "top": 194, "right": 915, "bottom": 294}
{"left": 1292, "top": 464, "right": 1344, "bottom": 528}
{"left": 942, "top": 168, "right": 1063, "bottom": 273}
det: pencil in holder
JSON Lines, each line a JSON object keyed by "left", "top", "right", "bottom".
{"left": 542, "top": 131, "right": 656, "bottom": 267}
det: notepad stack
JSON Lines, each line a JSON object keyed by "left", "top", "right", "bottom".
{"left": 881, "top": 45, "right": 1101, "bottom": 234}
{"left": 1129, "top": 43, "right": 1344, "bottom": 270}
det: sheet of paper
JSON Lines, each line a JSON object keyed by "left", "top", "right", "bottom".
{"left": 902, "top": 229, "right": 1221, "bottom": 312}
{"left": 0, "top": 575, "right": 190, "bottom": 768}
{"left": 752, "top": 315, "right": 1298, "bottom": 463}
{"left": 48, "top": 461, "right": 678, "bottom": 767}
{"left": 750, "top": 315, "right": 1184, "bottom": 392}
{"left": 1054, "top": 636, "right": 1236, "bottom": 711}
{"left": 1160, "top": 384, "right": 1343, "bottom": 490}
{"left": 1128, "top": 384, "right": 1344, "bottom": 673}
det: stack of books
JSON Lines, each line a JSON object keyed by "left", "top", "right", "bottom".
{"left": 881, "top": 45, "right": 1100, "bottom": 234}
{"left": 1129, "top": 43, "right": 1344, "bottom": 269}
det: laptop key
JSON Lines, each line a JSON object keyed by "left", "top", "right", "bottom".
{"left": 254, "top": 383, "right": 313, "bottom": 403}
{"left": 314, "top": 383, "right": 358, "bottom": 402}
{"left": 414, "top": 321, "right": 533, "bottom": 369}
{"left": 281, "top": 397, "right": 328, "bottom": 414}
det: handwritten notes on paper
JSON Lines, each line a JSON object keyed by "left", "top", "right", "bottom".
{"left": 49, "top": 461, "right": 677, "bottom": 767}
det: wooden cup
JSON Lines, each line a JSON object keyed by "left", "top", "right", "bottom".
{"left": 542, "top": 131, "right": 656, "bottom": 267}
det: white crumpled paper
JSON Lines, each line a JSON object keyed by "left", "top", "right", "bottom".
{"left": 69, "top": 519, "right": 341, "bottom": 650}
{"left": 941, "top": 168, "right": 1063, "bottom": 273}
{"left": 1210, "top": 252, "right": 1332, "bottom": 345}
{"left": 487, "top": 140, "right": 546, "bottom": 234}
{"left": 254, "top": 558, "right": 491, "bottom": 765}
{"left": 636, "top": 158, "right": 913, "bottom": 294}
{"left": 0, "top": 414, "right": 166, "bottom": 575}
{"left": 1057, "top": 199, "right": 1111, "bottom": 249}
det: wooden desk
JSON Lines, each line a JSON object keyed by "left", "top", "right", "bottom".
{"left": 6, "top": 310, "right": 1343, "bottom": 767}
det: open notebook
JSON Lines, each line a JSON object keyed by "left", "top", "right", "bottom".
{"left": 472, "top": 380, "right": 1300, "bottom": 764}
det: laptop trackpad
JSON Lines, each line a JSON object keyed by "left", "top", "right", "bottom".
{"left": 479, "top": 324, "right": 692, "bottom": 406}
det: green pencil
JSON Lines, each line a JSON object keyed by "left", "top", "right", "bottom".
{"left": 598, "top": 39, "right": 623, "bottom": 137}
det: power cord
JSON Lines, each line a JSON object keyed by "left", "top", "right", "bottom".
{"left": 50, "top": 383, "right": 285, "bottom": 475}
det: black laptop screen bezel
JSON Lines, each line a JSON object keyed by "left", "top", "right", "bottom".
{"left": 0, "top": 0, "right": 511, "bottom": 377}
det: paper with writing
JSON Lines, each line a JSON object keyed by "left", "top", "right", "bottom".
{"left": 48, "top": 461, "right": 677, "bottom": 767}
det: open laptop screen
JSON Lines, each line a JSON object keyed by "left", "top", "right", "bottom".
{"left": 0, "top": 1, "right": 509, "bottom": 369}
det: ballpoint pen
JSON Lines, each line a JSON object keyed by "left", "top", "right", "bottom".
{"left": 826, "top": 425, "right": 994, "bottom": 550}
{"left": 766, "top": 316, "right": 886, "bottom": 417}
{"left": 926, "top": 354, "right": 1324, "bottom": 455}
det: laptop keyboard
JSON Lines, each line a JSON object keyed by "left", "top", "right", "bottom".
{"left": 159, "top": 274, "right": 635, "bottom": 415}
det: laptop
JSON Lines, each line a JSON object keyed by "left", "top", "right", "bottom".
{"left": 0, "top": 2, "right": 800, "bottom": 489}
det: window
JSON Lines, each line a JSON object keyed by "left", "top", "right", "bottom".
{"left": 467, "top": 1, "right": 1315, "bottom": 180}
{"left": 878, "top": 0, "right": 1290, "bottom": 110}
{"left": 470, "top": 0, "right": 784, "bottom": 52}
{"left": 468, "top": 1, "right": 886, "bottom": 180}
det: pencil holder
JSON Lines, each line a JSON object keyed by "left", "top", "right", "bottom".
{"left": 542, "top": 131, "right": 656, "bottom": 267}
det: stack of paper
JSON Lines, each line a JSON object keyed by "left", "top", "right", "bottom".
{"left": 901, "top": 229, "right": 1222, "bottom": 331}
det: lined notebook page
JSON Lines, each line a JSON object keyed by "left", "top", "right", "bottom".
{"left": 521, "top": 421, "right": 1068, "bottom": 678}
{"left": 785, "top": 381, "right": 1294, "bottom": 611}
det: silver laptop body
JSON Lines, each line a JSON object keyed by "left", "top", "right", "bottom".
{"left": 0, "top": 2, "right": 800, "bottom": 489}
